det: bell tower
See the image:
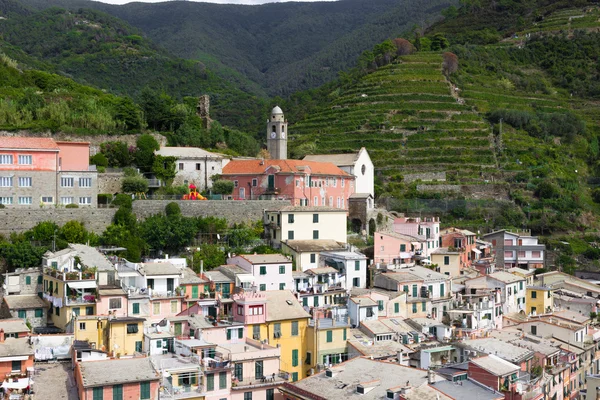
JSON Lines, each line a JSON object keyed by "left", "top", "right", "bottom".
{"left": 266, "top": 106, "right": 287, "bottom": 160}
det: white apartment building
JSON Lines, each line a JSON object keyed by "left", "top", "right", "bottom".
{"left": 226, "top": 254, "right": 294, "bottom": 292}
{"left": 482, "top": 229, "right": 545, "bottom": 269}
{"left": 465, "top": 271, "right": 526, "bottom": 315}
{"left": 155, "top": 147, "right": 229, "bottom": 190}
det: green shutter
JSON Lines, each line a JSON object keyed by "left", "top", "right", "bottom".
{"left": 227, "top": 329, "right": 232, "bottom": 340}
{"left": 18, "top": 310, "right": 26, "bottom": 319}
{"left": 93, "top": 387, "right": 103, "bottom": 400}
{"left": 292, "top": 349, "right": 299, "bottom": 367}
{"left": 326, "top": 330, "right": 333, "bottom": 342}
{"left": 206, "top": 374, "right": 214, "bottom": 391}
{"left": 238, "top": 328, "right": 243, "bottom": 339}
{"left": 394, "top": 303, "right": 399, "bottom": 313}
{"left": 260, "top": 266, "right": 267, "bottom": 275}
{"left": 302, "top": 297, "right": 308, "bottom": 307}
{"left": 378, "top": 300, "right": 384, "bottom": 311}
{"left": 355, "top": 261, "right": 360, "bottom": 271}
{"left": 35, "top": 309, "right": 43, "bottom": 318}
{"left": 291, "top": 321, "right": 298, "bottom": 336}
{"left": 412, "top": 285, "right": 417, "bottom": 297}
{"left": 219, "top": 372, "right": 227, "bottom": 389}
{"left": 192, "top": 285, "right": 199, "bottom": 298}
{"left": 343, "top": 328, "right": 347, "bottom": 341}
{"left": 440, "top": 284, "right": 445, "bottom": 297}
{"left": 113, "top": 384, "right": 123, "bottom": 400}
{"left": 412, "top": 303, "right": 417, "bottom": 313}
{"left": 422, "top": 302, "right": 426, "bottom": 311}
{"left": 132, "top": 303, "right": 140, "bottom": 315}
{"left": 25, "top": 276, "right": 31, "bottom": 285}
{"left": 292, "top": 372, "right": 298, "bottom": 382}
{"left": 314, "top": 297, "right": 319, "bottom": 306}
{"left": 37, "top": 275, "right": 42, "bottom": 284}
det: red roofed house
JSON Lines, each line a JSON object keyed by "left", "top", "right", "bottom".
{"left": 221, "top": 106, "right": 354, "bottom": 207}
{"left": 0, "top": 137, "right": 97, "bottom": 207}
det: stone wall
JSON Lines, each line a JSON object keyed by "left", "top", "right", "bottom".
{"left": 132, "top": 200, "right": 291, "bottom": 223}
{"left": 98, "top": 172, "right": 124, "bottom": 194}
{"left": 0, "top": 131, "right": 166, "bottom": 156}
{"left": 404, "top": 171, "right": 446, "bottom": 183}
{"left": 416, "top": 184, "right": 509, "bottom": 200}
{"left": 0, "top": 208, "right": 116, "bottom": 235}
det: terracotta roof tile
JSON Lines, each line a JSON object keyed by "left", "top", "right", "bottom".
{"left": 0, "top": 137, "right": 59, "bottom": 150}
{"left": 222, "top": 159, "right": 351, "bottom": 177}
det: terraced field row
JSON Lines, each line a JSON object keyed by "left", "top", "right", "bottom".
{"left": 290, "top": 52, "right": 496, "bottom": 181}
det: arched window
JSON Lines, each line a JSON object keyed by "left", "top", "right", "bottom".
{"left": 272, "top": 125, "right": 276, "bottom": 132}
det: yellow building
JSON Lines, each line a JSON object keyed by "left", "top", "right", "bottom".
{"left": 43, "top": 271, "right": 97, "bottom": 330}
{"left": 526, "top": 285, "right": 554, "bottom": 316}
{"left": 431, "top": 248, "right": 461, "bottom": 277}
{"left": 306, "top": 318, "right": 350, "bottom": 373}
{"left": 250, "top": 291, "right": 310, "bottom": 382}
{"left": 73, "top": 315, "right": 145, "bottom": 356}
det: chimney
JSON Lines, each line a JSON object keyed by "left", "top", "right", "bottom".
{"left": 397, "top": 351, "right": 403, "bottom": 364}
{"left": 0, "top": 329, "right": 5, "bottom": 343}
{"left": 427, "top": 369, "right": 435, "bottom": 385}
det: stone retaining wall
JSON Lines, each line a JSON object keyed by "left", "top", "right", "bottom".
{"left": 0, "top": 208, "right": 116, "bottom": 235}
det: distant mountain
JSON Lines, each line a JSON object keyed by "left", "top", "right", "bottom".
{"left": 0, "top": 2, "right": 269, "bottom": 133}
{"left": 17, "top": 0, "right": 457, "bottom": 96}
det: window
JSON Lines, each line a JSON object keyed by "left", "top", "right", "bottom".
{"left": 519, "top": 281, "right": 523, "bottom": 290}
{"left": 313, "top": 213, "right": 319, "bottom": 223}
{"left": 112, "top": 384, "right": 123, "bottom": 400}
{"left": 79, "top": 178, "right": 92, "bottom": 188}
{"left": 0, "top": 177, "right": 12, "bottom": 187}
{"left": 61, "top": 177, "right": 74, "bottom": 187}
{"left": 353, "top": 277, "right": 360, "bottom": 287}
{"left": 234, "top": 180, "right": 238, "bottom": 187}
{"left": 227, "top": 329, "right": 232, "bottom": 340}
{"left": 178, "top": 163, "right": 184, "bottom": 171}
{"left": 440, "top": 283, "right": 445, "bottom": 297}
{"left": 279, "top": 265, "right": 285, "bottom": 274}
{"left": 153, "top": 302, "right": 160, "bottom": 315}
{"left": 288, "top": 214, "right": 295, "bottom": 223}
{"left": 255, "top": 360, "right": 263, "bottom": 379}
{"left": 18, "top": 310, "right": 26, "bottom": 319}
{"left": 18, "top": 155, "right": 32, "bottom": 165}
{"left": 504, "top": 239, "right": 513, "bottom": 246}
{"left": 279, "top": 283, "right": 285, "bottom": 290}
{"left": 444, "top": 256, "right": 450, "bottom": 265}
{"left": 532, "top": 251, "right": 541, "bottom": 258}
{"left": 313, "top": 230, "right": 319, "bottom": 239}
{"left": 18, "top": 177, "right": 31, "bottom": 187}
{"left": 292, "top": 349, "right": 299, "bottom": 366}
{"left": 109, "top": 298, "right": 122, "bottom": 309}
{"left": 92, "top": 387, "right": 103, "bottom": 400}
{"left": 0, "top": 155, "right": 13, "bottom": 164}
{"left": 288, "top": 231, "right": 294, "bottom": 240}
{"left": 504, "top": 251, "right": 513, "bottom": 258}
{"left": 126, "top": 323, "right": 139, "bottom": 334}
{"left": 41, "top": 196, "right": 53, "bottom": 204}
{"left": 378, "top": 300, "right": 384, "bottom": 311}
{"left": 518, "top": 251, "right": 526, "bottom": 258}
{"left": 531, "top": 325, "right": 537, "bottom": 335}
{"left": 412, "top": 303, "right": 417, "bottom": 313}
{"left": 0, "top": 197, "right": 12, "bottom": 205}
{"left": 195, "top": 163, "right": 201, "bottom": 171}
{"left": 329, "top": 196, "right": 333, "bottom": 206}
{"left": 251, "top": 178, "right": 258, "bottom": 187}
{"left": 314, "top": 296, "right": 319, "bottom": 307}
{"left": 234, "top": 363, "right": 243, "bottom": 380}
{"left": 25, "top": 276, "right": 31, "bottom": 285}
{"left": 79, "top": 197, "right": 92, "bottom": 205}
{"left": 60, "top": 197, "right": 73, "bottom": 205}
{"left": 244, "top": 392, "right": 253, "bottom": 400}
{"left": 259, "top": 266, "right": 267, "bottom": 275}
{"left": 310, "top": 254, "right": 316, "bottom": 263}
{"left": 291, "top": 321, "right": 299, "bottom": 336}
{"left": 366, "top": 307, "right": 374, "bottom": 317}
{"left": 422, "top": 301, "right": 426, "bottom": 311}
{"left": 249, "top": 305, "right": 263, "bottom": 315}
{"left": 171, "top": 301, "right": 178, "bottom": 313}
{"left": 302, "top": 297, "right": 308, "bottom": 307}
{"left": 252, "top": 325, "right": 260, "bottom": 339}
{"left": 35, "top": 309, "right": 43, "bottom": 318}
{"left": 219, "top": 372, "right": 227, "bottom": 389}
{"left": 11, "top": 360, "right": 21, "bottom": 372}
{"left": 326, "top": 330, "right": 333, "bottom": 342}
{"left": 412, "top": 285, "right": 418, "bottom": 297}
{"left": 206, "top": 374, "right": 214, "bottom": 391}
{"left": 259, "top": 284, "right": 266, "bottom": 291}
{"left": 394, "top": 303, "right": 400, "bottom": 313}
{"left": 314, "top": 196, "right": 318, "bottom": 206}
{"left": 79, "top": 322, "right": 86, "bottom": 330}
{"left": 531, "top": 291, "right": 537, "bottom": 299}
{"left": 274, "top": 323, "right": 282, "bottom": 337}
{"left": 18, "top": 197, "right": 32, "bottom": 205}
{"left": 86, "top": 306, "right": 93, "bottom": 315}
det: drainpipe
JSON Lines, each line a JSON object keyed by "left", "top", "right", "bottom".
{"left": 204, "top": 156, "right": 208, "bottom": 190}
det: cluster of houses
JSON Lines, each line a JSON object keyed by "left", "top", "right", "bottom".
{"left": 2, "top": 204, "right": 600, "bottom": 400}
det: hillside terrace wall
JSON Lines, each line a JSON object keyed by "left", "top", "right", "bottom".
{"left": 0, "top": 208, "right": 116, "bottom": 235}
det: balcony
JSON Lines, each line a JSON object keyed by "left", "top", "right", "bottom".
{"left": 147, "top": 179, "right": 163, "bottom": 188}
{"left": 65, "top": 294, "right": 96, "bottom": 305}
{"left": 162, "top": 383, "right": 205, "bottom": 399}
{"left": 149, "top": 288, "right": 185, "bottom": 299}
{"left": 44, "top": 267, "right": 97, "bottom": 281}
{"left": 232, "top": 372, "right": 288, "bottom": 390}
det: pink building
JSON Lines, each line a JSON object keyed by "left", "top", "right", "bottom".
{"left": 232, "top": 292, "right": 267, "bottom": 326}
{"left": 374, "top": 231, "right": 421, "bottom": 266}
{"left": 393, "top": 217, "right": 440, "bottom": 257}
{"left": 0, "top": 137, "right": 97, "bottom": 207}
{"left": 440, "top": 227, "right": 478, "bottom": 270}
{"left": 220, "top": 159, "right": 355, "bottom": 207}
{"left": 96, "top": 287, "right": 129, "bottom": 318}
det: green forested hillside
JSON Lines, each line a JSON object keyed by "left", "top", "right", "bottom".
{"left": 287, "top": 0, "right": 600, "bottom": 234}
{"left": 17, "top": 0, "right": 456, "bottom": 97}
{"left": 0, "top": 2, "right": 269, "bottom": 133}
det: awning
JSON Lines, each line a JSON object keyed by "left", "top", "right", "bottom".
{"left": 67, "top": 281, "right": 97, "bottom": 289}
{"left": 1, "top": 378, "right": 32, "bottom": 390}
{"left": 237, "top": 275, "right": 255, "bottom": 283}
{"left": 399, "top": 252, "right": 412, "bottom": 259}
{"left": 472, "top": 248, "right": 482, "bottom": 255}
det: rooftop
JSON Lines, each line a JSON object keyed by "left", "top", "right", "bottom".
{"left": 433, "top": 379, "right": 505, "bottom": 400}
{"left": 303, "top": 151, "right": 360, "bottom": 167}
{"left": 140, "top": 262, "right": 181, "bottom": 276}
{"left": 462, "top": 338, "right": 534, "bottom": 364}
{"left": 264, "top": 290, "right": 310, "bottom": 322}
{"left": 0, "top": 337, "right": 33, "bottom": 358}
{"left": 349, "top": 296, "right": 377, "bottom": 307}
{"left": 505, "top": 267, "right": 535, "bottom": 276}
{"left": 321, "top": 250, "right": 368, "bottom": 260}
{"left": 155, "top": 146, "right": 224, "bottom": 159}
{"left": 180, "top": 267, "right": 206, "bottom": 284}
{"left": 487, "top": 271, "right": 525, "bottom": 284}
{"left": 0, "top": 318, "right": 30, "bottom": 334}
{"left": 69, "top": 244, "right": 115, "bottom": 271}
{"left": 308, "top": 318, "right": 350, "bottom": 329}
{"left": 222, "top": 159, "right": 351, "bottom": 177}
{"left": 203, "top": 270, "right": 233, "bottom": 283}
{"left": 0, "top": 137, "right": 59, "bottom": 150}
{"left": 283, "top": 239, "right": 347, "bottom": 253}
{"left": 281, "top": 357, "right": 443, "bottom": 399}
{"left": 306, "top": 266, "right": 339, "bottom": 275}
{"left": 236, "top": 254, "right": 291, "bottom": 264}
{"left": 376, "top": 230, "right": 425, "bottom": 242}
{"left": 273, "top": 206, "right": 347, "bottom": 213}
{"left": 79, "top": 357, "right": 159, "bottom": 387}
{"left": 3, "top": 294, "right": 47, "bottom": 310}
{"left": 470, "top": 354, "right": 520, "bottom": 377}
{"left": 432, "top": 247, "right": 460, "bottom": 255}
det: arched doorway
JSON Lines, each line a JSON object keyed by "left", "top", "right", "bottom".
{"left": 368, "top": 218, "right": 376, "bottom": 236}
{"left": 351, "top": 218, "right": 362, "bottom": 233}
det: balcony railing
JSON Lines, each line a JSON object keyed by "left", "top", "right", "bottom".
{"left": 44, "top": 267, "right": 97, "bottom": 281}
{"left": 149, "top": 289, "right": 185, "bottom": 299}
{"left": 231, "top": 374, "right": 287, "bottom": 390}
{"left": 65, "top": 295, "right": 96, "bottom": 305}
{"left": 162, "top": 384, "right": 205, "bottom": 399}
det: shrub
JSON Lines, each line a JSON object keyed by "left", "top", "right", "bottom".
{"left": 165, "top": 202, "right": 181, "bottom": 218}
{"left": 112, "top": 193, "right": 133, "bottom": 209}
{"left": 122, "top": 176, "right": 149, "bottom": 194}
{"left": 65, "top": 204, "right": 79, "bottom": 208}
{"left": 212, "top": 180, "right": 234, "bottom": 195}
{"left": 90, "top": 153, "right": 108, "bottom": 167}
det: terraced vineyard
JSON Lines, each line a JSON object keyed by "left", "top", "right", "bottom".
{"left": 290, "top": 52, "right": 497, "bottom": 183}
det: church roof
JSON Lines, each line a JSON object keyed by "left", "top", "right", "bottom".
{"left": 303, "top": 152, "right": 359, "bottom": 166}
{"left": 271, "top": 106, "right": 283, "bottom": 114}
{"left": 222, "top": 159, "right": 352, "bottom": 177}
